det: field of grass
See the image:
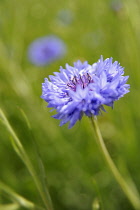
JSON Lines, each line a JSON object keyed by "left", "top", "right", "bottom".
{"left": 0, "top": 0, "right": 140, "bottom": 209}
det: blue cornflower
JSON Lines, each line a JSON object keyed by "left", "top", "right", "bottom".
{"left": 28, "top": 35, "right": 66, "bottom": 66}
{"left": 111, "top": 0, "right": 123, "bottom": 12}
{"left": 41, "top": 56, "right": 130, "bottom": 128}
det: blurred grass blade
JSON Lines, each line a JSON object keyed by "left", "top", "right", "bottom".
{"left": 18, "top": 107, "right": 31, "bottom": 129}
{"left": 92, "top": 198, "right": 100, "bottom": 210}
{"left": 0, "top": 108, "right": 53, "bottom": 210}
{"left": 37, "top": 155, "right": 54, "bottom": 210}
{"left": 18, "top": 107, "right": 54, "bottom": 209}
{"left": 10, "top": 136, "right": 22, "bottom": 158}
{"left": 0, "top": 203, "right": 20, "bottom": 210}
{"left": 92, "top": 178, "right": 104, "bottom": 210}
{"left": 0, "top": 181, "right": 34, "bottom": 209}
{"left": 118, "top": 159, "right": 140, "bottom": 201}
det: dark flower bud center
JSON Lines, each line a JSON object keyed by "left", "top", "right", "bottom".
{"left": 67, "top": 73, "right": 93, "bottom": 91}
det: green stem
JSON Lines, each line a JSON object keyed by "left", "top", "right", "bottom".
{"left": 0, "top": 109, "right": 53, "bottom": 210}
{"left": 90, "top": 116, "right": 140, "bottom": 210}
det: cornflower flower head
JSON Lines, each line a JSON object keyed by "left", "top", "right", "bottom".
{"left": 41, "top": 56, "right": 130, "bottom": 128}
{"left": 28, "top": 35, "right": 66, "bottom": 66}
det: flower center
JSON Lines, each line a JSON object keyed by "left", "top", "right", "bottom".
{"left": 67, "top": 73, "right": 93, "bottom": 91}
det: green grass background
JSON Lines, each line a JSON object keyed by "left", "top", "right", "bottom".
{"left": 0, "top": 0, "right": 140, "bottom": 209}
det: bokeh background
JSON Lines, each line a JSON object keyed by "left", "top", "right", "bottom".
{"left": 0, "top": 0, "right": 140, "bottom": 209}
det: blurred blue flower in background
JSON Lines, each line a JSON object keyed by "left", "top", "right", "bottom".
{"left": 28, "top": 35, "right": 66, "bottom": 66}
{"left": 56, "top": 9, "right": 74, "bottom": 26}
{"left": 42, "top": 56, "right": 130, "bottom": 128}
{"left": 82, "top": 30, "right": 104, "bottom": 49}
{"left": 111, "top": 0, "right": 123, "bottom": 12}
